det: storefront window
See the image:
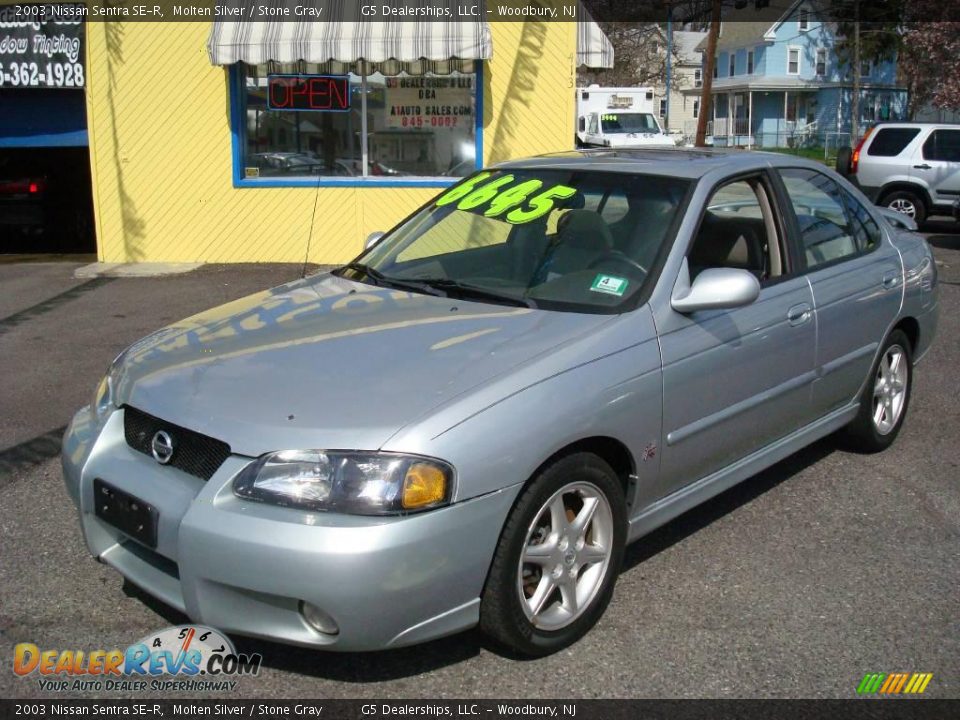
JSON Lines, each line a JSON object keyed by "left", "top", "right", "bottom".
{"left": 235, "top": 62, "right": 479, "bottom": 183}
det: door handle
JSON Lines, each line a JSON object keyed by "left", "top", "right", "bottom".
{"left": 882, "top": 270, "right": 900, "bottom": 289}
{"left": 913, "top": 164, "right": 932, "bottom": 170}
{"left": 787, "top": 303, "right": 812, "bottom": 326}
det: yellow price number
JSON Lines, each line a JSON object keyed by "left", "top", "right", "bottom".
{"left": 602, "top": 114, "right": 618, "bottom": 122}
{"left": 435, "top": 174, "right": 576, "bottom": 225}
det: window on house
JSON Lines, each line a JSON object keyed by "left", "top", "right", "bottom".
{"left": 799, "top": 8, "right": 810, "bottom": 30}
{"left": 747, "top": 50, "right": 754, "bottom": 74}
{"left": 693, "top": 99, "right": 700, "bottom": 119}
{"left": 860, "top": 60, "right": 872, "bottom": 78}
{"left": 729, "top": 54, "right": 736, "bottom": 76}
{"left": 237, "top": 62, "right": 479, "bottom": 182}
{"left": 786, "top": 94, "right": 798, "bottom": 122}
{"left": 788, "top": 48, "right": 800, "bottom": 75}
{"left": 659, "top": 99, "right": 667, "bottom": 117}
{"left": 694, "top": 68, "right": 702, "bottom": 88}
{"left": 816, "top": 49, "right": 826, "bottom": 76}
{"left": 713, "top": 61, "right": 718, "bottom": 79}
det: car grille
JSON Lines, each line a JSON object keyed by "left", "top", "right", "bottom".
{"left": 123, "top": 406, "right": 231, "bottom": 481}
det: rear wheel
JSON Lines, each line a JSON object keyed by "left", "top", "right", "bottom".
{"left": 480, "top": 453, "right": 626, "bottom": 656}
{"left": 881, "top": 189, "right": 927, "bottom": 227}
{"left": 841, "top": 330, "right": 912, "bottom": 452}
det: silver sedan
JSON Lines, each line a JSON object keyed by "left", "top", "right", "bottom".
{"left": 63, "top": 149, "right": 939, "bottom": 656}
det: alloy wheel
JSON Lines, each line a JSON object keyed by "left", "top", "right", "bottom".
{"left": 888, "top": 198, "right": 916, "bottom": 218}
{"left": 517, "top": 481, "right": 614, "bottom": 631}
{"left": 872, "top": 344, "right": 908, "bottom": 435}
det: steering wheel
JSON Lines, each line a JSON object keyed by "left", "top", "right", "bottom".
{"left": 588, "top": 250, "right": 647, "bottom": 277}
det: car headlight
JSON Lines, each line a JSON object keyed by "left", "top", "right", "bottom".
{"left": 232, "top": 451, "right": 454, "bottom": 515}
{"left": 91, "top": 351, "right": 127, "bottom": 422}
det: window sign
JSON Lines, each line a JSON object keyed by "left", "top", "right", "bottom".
{"left": 267, "top": 75, "right": 351, "bottom": 112}
{"left": 384, "top": 76, "right": 472, "bottom": 129}
{"left": 0, "top": 3, "right": 85, "bottom": 89}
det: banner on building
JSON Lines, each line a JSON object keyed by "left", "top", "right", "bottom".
{"left": 0, "top": 4, "right": 85, "bottom": 88}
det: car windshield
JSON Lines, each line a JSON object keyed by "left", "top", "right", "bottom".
{"left": 601, "top": 114, "right": 660, "bottom": 134}
{"left": 339, "top": 169, "right": 690, "bottom": 313}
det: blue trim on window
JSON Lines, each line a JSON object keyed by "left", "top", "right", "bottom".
{"left": 229, "top": 62, "right": 484, "bottom": 189}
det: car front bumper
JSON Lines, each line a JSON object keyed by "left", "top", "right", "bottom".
{"left": 62, "top": 407, "right": 520, "bottom": 651}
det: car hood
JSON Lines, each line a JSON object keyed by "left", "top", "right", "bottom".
{"left": 114, "top": 273, "right": 612, "bottom": 457}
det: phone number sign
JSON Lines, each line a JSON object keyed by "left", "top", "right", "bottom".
{"left": 386, "top": 76, "right": 473, "bottom": 129}
{"left": 0, "top": 4, "right": 85, "bottom": 89}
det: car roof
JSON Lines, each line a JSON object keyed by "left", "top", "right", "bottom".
{"left": 492, "top": 148, "right": 823, "bottom": 180}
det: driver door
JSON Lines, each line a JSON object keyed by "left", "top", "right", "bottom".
{"left": 652, "top": 175, "right": 817, "bottom": 500}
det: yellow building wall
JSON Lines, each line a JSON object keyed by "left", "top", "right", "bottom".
{"left": 85, "top": 21, "right": 576, "bottom": 263}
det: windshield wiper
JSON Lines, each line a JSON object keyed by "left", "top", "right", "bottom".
{"left": 413, "top": 278, "right": 537, "bottom": 308}
{"left": 334, "top": 262, "right": 447, "bottom": 297}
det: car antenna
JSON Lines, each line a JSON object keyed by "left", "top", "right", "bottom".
{"left": 300, "top": 163, "right": 324, "bottom": 279}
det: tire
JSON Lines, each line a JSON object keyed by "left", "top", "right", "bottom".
{"left": 835, "top": 146, "right": 852, "bottom": 176}
{"left": 480, "top": 453, "right": 626, "bottom": 657}
{"left": 881, "top": 189, "right": 927, "bottom": 227}
{"left": 840, "top": 329, "right": 913, "bottom": 453}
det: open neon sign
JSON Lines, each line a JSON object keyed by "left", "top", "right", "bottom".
{"left": 267, "top": 75, "right": 351, "bottom": 112}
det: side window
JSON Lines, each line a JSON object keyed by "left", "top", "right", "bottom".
{"left": 923, "top": 129, "right": 960, "bottom": 162}
{"left": 689, "top": 179, "right": 783, "bottom": 283}
{"left": 779, "top": 168, "right": 858, "bottom": 268}
{"left": 866, "top": 128, "right": 921, "bottom": 157}
{"left": 839, "top": 187, "right": 881, "bottom": 252}
{"left": 588, "top": 115, "right": 599, "bottom": 134}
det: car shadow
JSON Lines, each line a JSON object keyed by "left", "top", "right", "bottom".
{"left": 622, "top": 434, "right": 840, "bottom": 573}
{"left": 921, "top": 216, "right": 959, "bottom": 250}
{"left": 123, "top": 435, "right": 843, "bottom": 679}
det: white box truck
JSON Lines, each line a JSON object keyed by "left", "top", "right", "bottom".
{"left": 575, "top": 85, "right": 675, "bottom": 149}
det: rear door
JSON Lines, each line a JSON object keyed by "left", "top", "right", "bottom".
{"left": 775, "top": 167, "right": 902, "bottom": 417}
{"left": 912, "top": 128, "right": 960, "bottom": 211}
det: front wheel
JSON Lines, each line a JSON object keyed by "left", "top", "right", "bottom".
{"left": 480, "top": 453, "right": 626, "bottom": 657}
{"left": 841, "top": 330, "right": 913, "bottom": 453}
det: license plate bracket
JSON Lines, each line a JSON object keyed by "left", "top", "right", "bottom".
{"left": 93, "top": 479, "right": 158, "bottom": 549}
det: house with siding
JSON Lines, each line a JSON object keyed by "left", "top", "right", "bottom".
{"left": 690, "top": 0, "right": 907, "bottom": 148}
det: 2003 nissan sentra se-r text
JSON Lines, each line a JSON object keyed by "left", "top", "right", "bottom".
{"left": 63, "top": 149, "right": 939, "bottom": 656}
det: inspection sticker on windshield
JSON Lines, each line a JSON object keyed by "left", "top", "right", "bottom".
{"left": 590, "top": 274, "right": 629, "bottom": 297}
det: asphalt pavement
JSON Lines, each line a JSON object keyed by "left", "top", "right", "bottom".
{"left": 1, "top": 222, "right": 958, "bottom": 699}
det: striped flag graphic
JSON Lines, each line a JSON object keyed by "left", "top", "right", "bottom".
{"left": 857, "top": 672, "right": 933, "bottom": 695}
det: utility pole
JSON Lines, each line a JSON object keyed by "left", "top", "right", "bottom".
{"left": 852, "top": 0, "right": 861, "bottom": 143}
{"left": 695, "top": 0, "right": 723, "bottom": 147}
{"left": 665, "top": 5, "right": 673, "bottom": 135}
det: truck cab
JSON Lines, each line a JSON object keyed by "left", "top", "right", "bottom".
{"left": 575, "top": 86, "right": 674, "bottom": 149}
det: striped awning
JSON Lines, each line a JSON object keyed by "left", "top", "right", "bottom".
{"left": 577, "top": 4, "right": 614, "bottom": 69}
{"left": 207, "top": 0, "right": 493, "bottom": 69}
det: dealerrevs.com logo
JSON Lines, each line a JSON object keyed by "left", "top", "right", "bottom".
{"left": 13, "top": 625, "right": 262, "bottom": 692}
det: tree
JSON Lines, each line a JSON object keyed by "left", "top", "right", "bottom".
{"left": 578, "top": 22, "right": 683, "bottom": 89}
{"left": 899, "top": 20, "right": 960, "bottom": 116}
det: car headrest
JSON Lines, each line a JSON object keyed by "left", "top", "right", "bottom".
{"left": 556, "top": 210, "right": 613, "bottom": 250}
{"left": 690, "top": 215, "right": 765, "bottom": 274}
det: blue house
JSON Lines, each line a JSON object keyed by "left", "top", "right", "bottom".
{"left": 691, "top": 0, "right": 908, "bottom": 148}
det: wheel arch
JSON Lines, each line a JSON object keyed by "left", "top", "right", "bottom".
{"left": 527, "top": 436, "right": 637, "bottom": 511}
{"left": 893, "top": 316, "right": 920, "bottom": 354}
{"left": 877, "top": 182, "right": 932, "bottom": 211}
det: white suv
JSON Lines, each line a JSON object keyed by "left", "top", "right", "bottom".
{"left": 839, "top": 123, "right": 960, "bottom": 226}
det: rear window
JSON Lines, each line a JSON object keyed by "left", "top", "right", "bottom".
{"left": 866, "top": 128, "right": 921, "bottom": 157}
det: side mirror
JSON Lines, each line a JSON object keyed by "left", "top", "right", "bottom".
{"left": 365, "top": 231, "right": 385, "bottom": 250}
{"left": 578, "top": 117, "right": 586, "bottom": 132}
{"left": 671, "top": 260, "right": 760, "bottom": 314}
{"left": 877, "top": 206, "right": 918, "bottom": 232}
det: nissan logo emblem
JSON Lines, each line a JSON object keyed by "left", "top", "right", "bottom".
{"left": 151, "top": 430, "right": 174, "bottom": 465}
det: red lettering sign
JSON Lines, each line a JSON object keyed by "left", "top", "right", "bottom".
{"left": 267, "top": 75, "right": 350, "bottom": 112}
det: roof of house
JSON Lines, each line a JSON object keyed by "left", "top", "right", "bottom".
{"left": 674, "top": 30, "right": 707, "bottom": 64}
{"left": 694, "top": 0, "right": 807, "bottom": 53}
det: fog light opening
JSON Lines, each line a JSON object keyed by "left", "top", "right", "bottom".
{"left": 300, "top": 601, "right": 339, "bottom": 636}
